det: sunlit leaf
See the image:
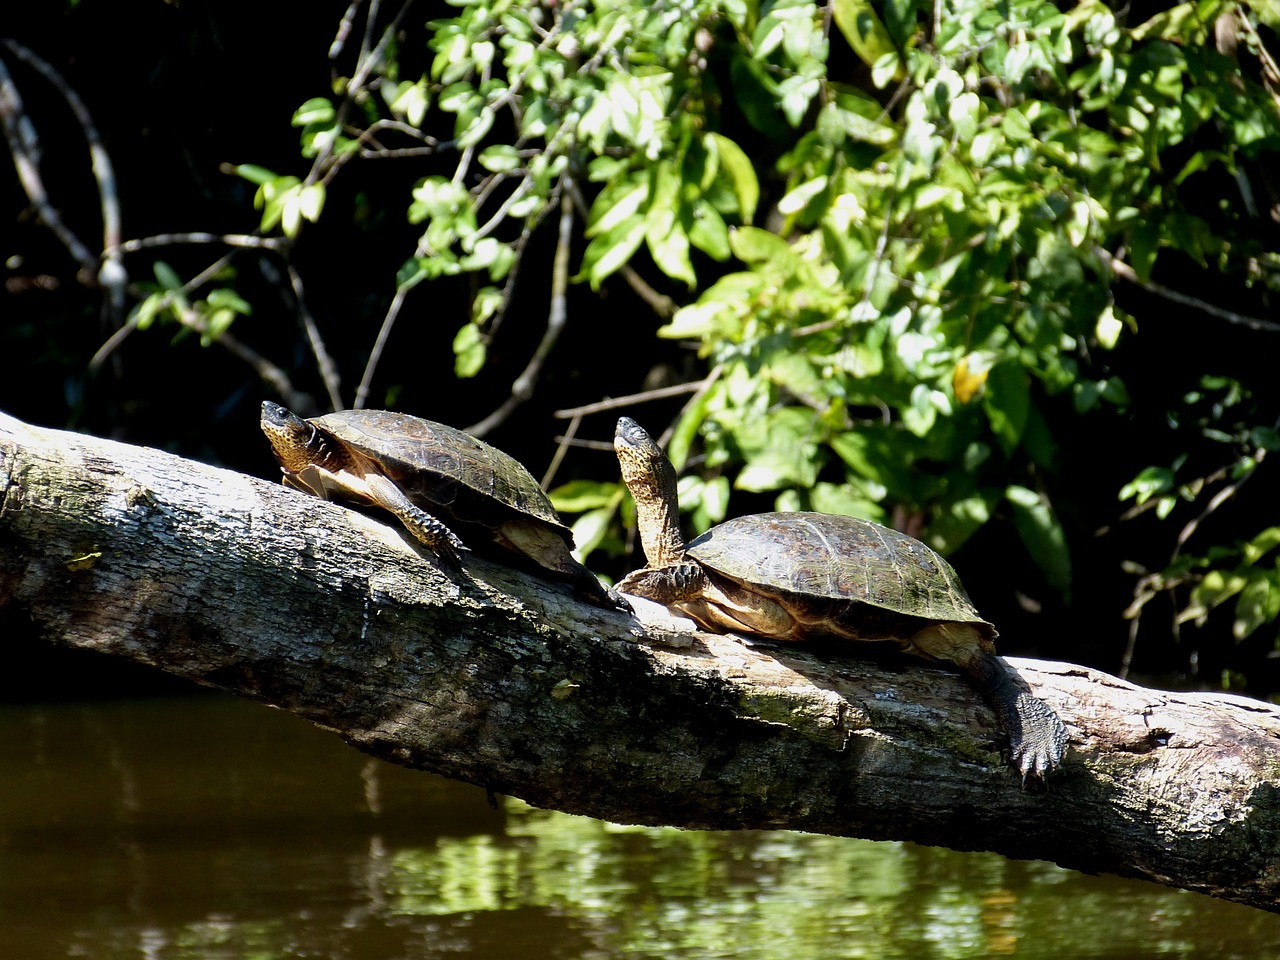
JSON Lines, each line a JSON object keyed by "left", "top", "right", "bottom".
{"left": 706, "top": 132, "right": 759, "bottom": 223}
{"left": 452, "top": 322, "right": 486, "bottom": 378}
{"left": 1006, "top": 485, "right": 1072, "bottom": 598}
{"left": 549, "top": 479, "right": 623, "bottom": 513}
{"left": 1119, "top": 466, "right": 1175, "bottom": 504}
{"left": 579, "top": 214, "right": 647, "bottom": 289}
{"left": 831, "top": 0, "right": 903, "bottom": 79}
{"left": 1233, "top": 573, "right": 1280, "bottom": 640}
{"left": 570, "top": 506, "right": 617, "bottom": 560}
{"left": 479, "top": 144, "right": 523, "bottom": 173}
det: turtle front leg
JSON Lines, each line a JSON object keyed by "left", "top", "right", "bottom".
{"left": 363, "top": 474, "right": 469, "bottom": 557}
{"left": 618, "top": 561, "right": 707, "bottom": 602}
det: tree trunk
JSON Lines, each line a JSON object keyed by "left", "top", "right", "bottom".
{"left": 2, "top": 411, "right": 1279, "bottom": 913}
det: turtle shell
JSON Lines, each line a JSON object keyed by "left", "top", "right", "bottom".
{"left": 686, "top": 511, "right": 990, "bottom": 629}
{"left": 313, "top": 410, "right": 567, "bottom": 531}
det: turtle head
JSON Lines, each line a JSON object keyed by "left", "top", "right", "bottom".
{"left": 615, "top": 417, "right": 686, "bottom": 566}
{"left": 260, "top": 401, "right": 328, "bottom": 474}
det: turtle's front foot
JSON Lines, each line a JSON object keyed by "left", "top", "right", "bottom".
{"left": 605, "top": 587, "right": 635, "bottom": 615}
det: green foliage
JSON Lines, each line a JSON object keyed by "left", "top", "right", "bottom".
{"left": 603, "top": 0, "right": 1280, "bottom": 649}
{"left": 130, "top": 262, "right": 251, "bottom": 347}
{"left": 49, "top": 0, "right": 1280, "bottom": 684}
{"left": 1120, "top": 377, "right": 1280, "bottom": 663}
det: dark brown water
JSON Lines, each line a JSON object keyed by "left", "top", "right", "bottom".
{"left": 2, "top": 693, "right": 1278, "bottom": 960}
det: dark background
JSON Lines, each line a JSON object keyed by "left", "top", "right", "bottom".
{"left": 4, "top": 1, "right": 1279, "bottom": 700}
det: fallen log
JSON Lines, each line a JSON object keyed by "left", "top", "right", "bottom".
{"left": 1, "top": 410, "right": 1278, "bottom": 913}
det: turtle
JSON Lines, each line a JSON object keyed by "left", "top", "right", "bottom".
{"left": 613, "top": 416, "right": 1068, "bottom": 778}
{"left": 260, "top": 401, "right": 629, "bottom": 612}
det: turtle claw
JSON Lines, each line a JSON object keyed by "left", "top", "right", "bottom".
{"left": 1007, "top": 691, "right": 1069, "bottom": 781}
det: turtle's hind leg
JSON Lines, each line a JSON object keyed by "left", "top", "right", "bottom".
{"left": 910, "top": 622, "right": 1068, "bottom": 779}
{"left": 965, "top": 650, "right": 1069, "bottom": 781}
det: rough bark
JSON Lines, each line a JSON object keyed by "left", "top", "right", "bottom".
{"left": 2, "top": 411, "right": 1279, "bottom": 913}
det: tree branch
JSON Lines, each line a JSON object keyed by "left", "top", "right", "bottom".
{"left": 2, "top": 411, "right": 1279, "bottom": 913}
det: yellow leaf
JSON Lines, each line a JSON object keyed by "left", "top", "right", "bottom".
{"left": 953, "top": 356, "right": 990, "bottom": 403}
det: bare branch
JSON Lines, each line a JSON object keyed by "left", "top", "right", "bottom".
{"left": 0, "top": 48, "right": 99, "bottom": 275}
{"left": 287, "top": 264, "right": 344, "bottom": 411}
{"left": 354, "top": 270, "right": 426, "bottom": 411}
{"left": 1104, "top": 249, "right": 1280, "bottom": 333}
{"left": 467, "top": 183, "right": 577, "bottom": 437}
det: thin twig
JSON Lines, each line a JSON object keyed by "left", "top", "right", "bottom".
{"left": 288, "top": 264, "right": 344, "bottom": 411}
{"left": 329, "top": 0, "right": 366, "bottom": 60}
{"left": 0, "top": 48, "right": 98, "bottom": 274}
{"left": 553, "top": 379, "right": 715, "bottom": 419}
{"left": 1103, "top": 249, "right": 1280, "bottom": 332}
{"left": 354, "top": 271, "right": 426, "bottom": 410}
{"left": 541, "top": 413, "right": 581, "bottom": 489}
{"left": 2, "top": 41, "right": 126, "bottom": 325}
{"left": 467, "top": 182, "right": 578, "bottom": 437}
{"left": 118, "top": 232, "right": 285, "bottom": 253}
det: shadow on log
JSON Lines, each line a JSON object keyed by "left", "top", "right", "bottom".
{"left": 2, "top": 411, "right": 1279, "bottom": 913}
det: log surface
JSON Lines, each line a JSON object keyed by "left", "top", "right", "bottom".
{"left": 2, "top": 411, "right": 1278, "bottom": 913}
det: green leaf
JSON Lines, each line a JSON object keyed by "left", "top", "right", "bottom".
{"left": 928, "top": 494, "right": 995, "bottom": 555}
{"left": 570, "top": 506, "right": 617, "bottom": 560}
{"left": 1233, "top": 572, "right": 1280, "bottom": 640}
{"left": 153, "top": 261, "right": 183, "bottom": 292}
{"left": 386, "top": 80, "right": 430, "bottom": 127}
{"left": 647, "top": 220, "right": 696, "bottom": 287}
{"left": 131, "top": 292, "right": 166, "bottom": 331}
{"left": 205, "top": 288, "right": 252, "bottom": 315}
{"left": 1251, "top": 427, "right": 1280, "bottom": 452}
{"left": 807, "top": 482, "right": 883, "bottom": 520}
{"left": 729, "top": 226, "right": 793, "bottom": 264}
{"left": 1095, "top": 305, "right": 1124, "bottom": 349}
{"left": 452, "top": 322, "right": 486, "bottom": 378}
{"left": 832, "top": 0, "right": 903, "bottom": 79}
{"left": 707, "top": 132, "right": 759, "bottom": 223}
{"left": 586, "top": 178, "right": 651, "bottom": 238}
{"left": 688, "top": 201, "right": 731, "bottom": 261}
{"left": 231, "top": 164, "right": 278, "bottom": 186}
{"left": 982, "top": 362, "right": 1030, "bottom": 454}
{"left": 1119, "top": 466, "right": 1175, "bottom": 504}
{"left": 1006, "top": 485, "right": 1072, "bottom": 598}
{"left": 549, "top": 479, "right": 623, "bottom": 513}
{"left": 478, "top": 145, "right": 523, "bottom": 173}
{"left": 679, "top": 474, "right": 732, "bottom": 531}
{"left": 471, "top": 286, "right": 504, "bottom": 326}
{"left": 292, "top": 97, "right": 335, "bottom": 127}
{"left": 579, "top": 214, "right": 647, "bottom": 289}
{"left": 1242, "top": 527, "right": 1280, "bottom": 564}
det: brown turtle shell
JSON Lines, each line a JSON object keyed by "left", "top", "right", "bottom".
{"left": 686, "top": 511, "right": 993, "bottom": 633}
{"left": 312, "top": 410, "right": 569, "bottom": 535}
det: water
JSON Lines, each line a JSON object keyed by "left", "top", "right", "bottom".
{"left": 2, "top": 694, "right": 1277, "bottom": 959}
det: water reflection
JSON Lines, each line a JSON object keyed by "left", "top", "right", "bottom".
{"left": 1, "top": 694, "right": 1277, "bottom": 959}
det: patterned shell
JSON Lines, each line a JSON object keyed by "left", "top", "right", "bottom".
{"left": 686, "top": 511, "right": 990, "bottom": 626}
{"left": 313, "top": 410, "right": 566, "bottom": 529}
